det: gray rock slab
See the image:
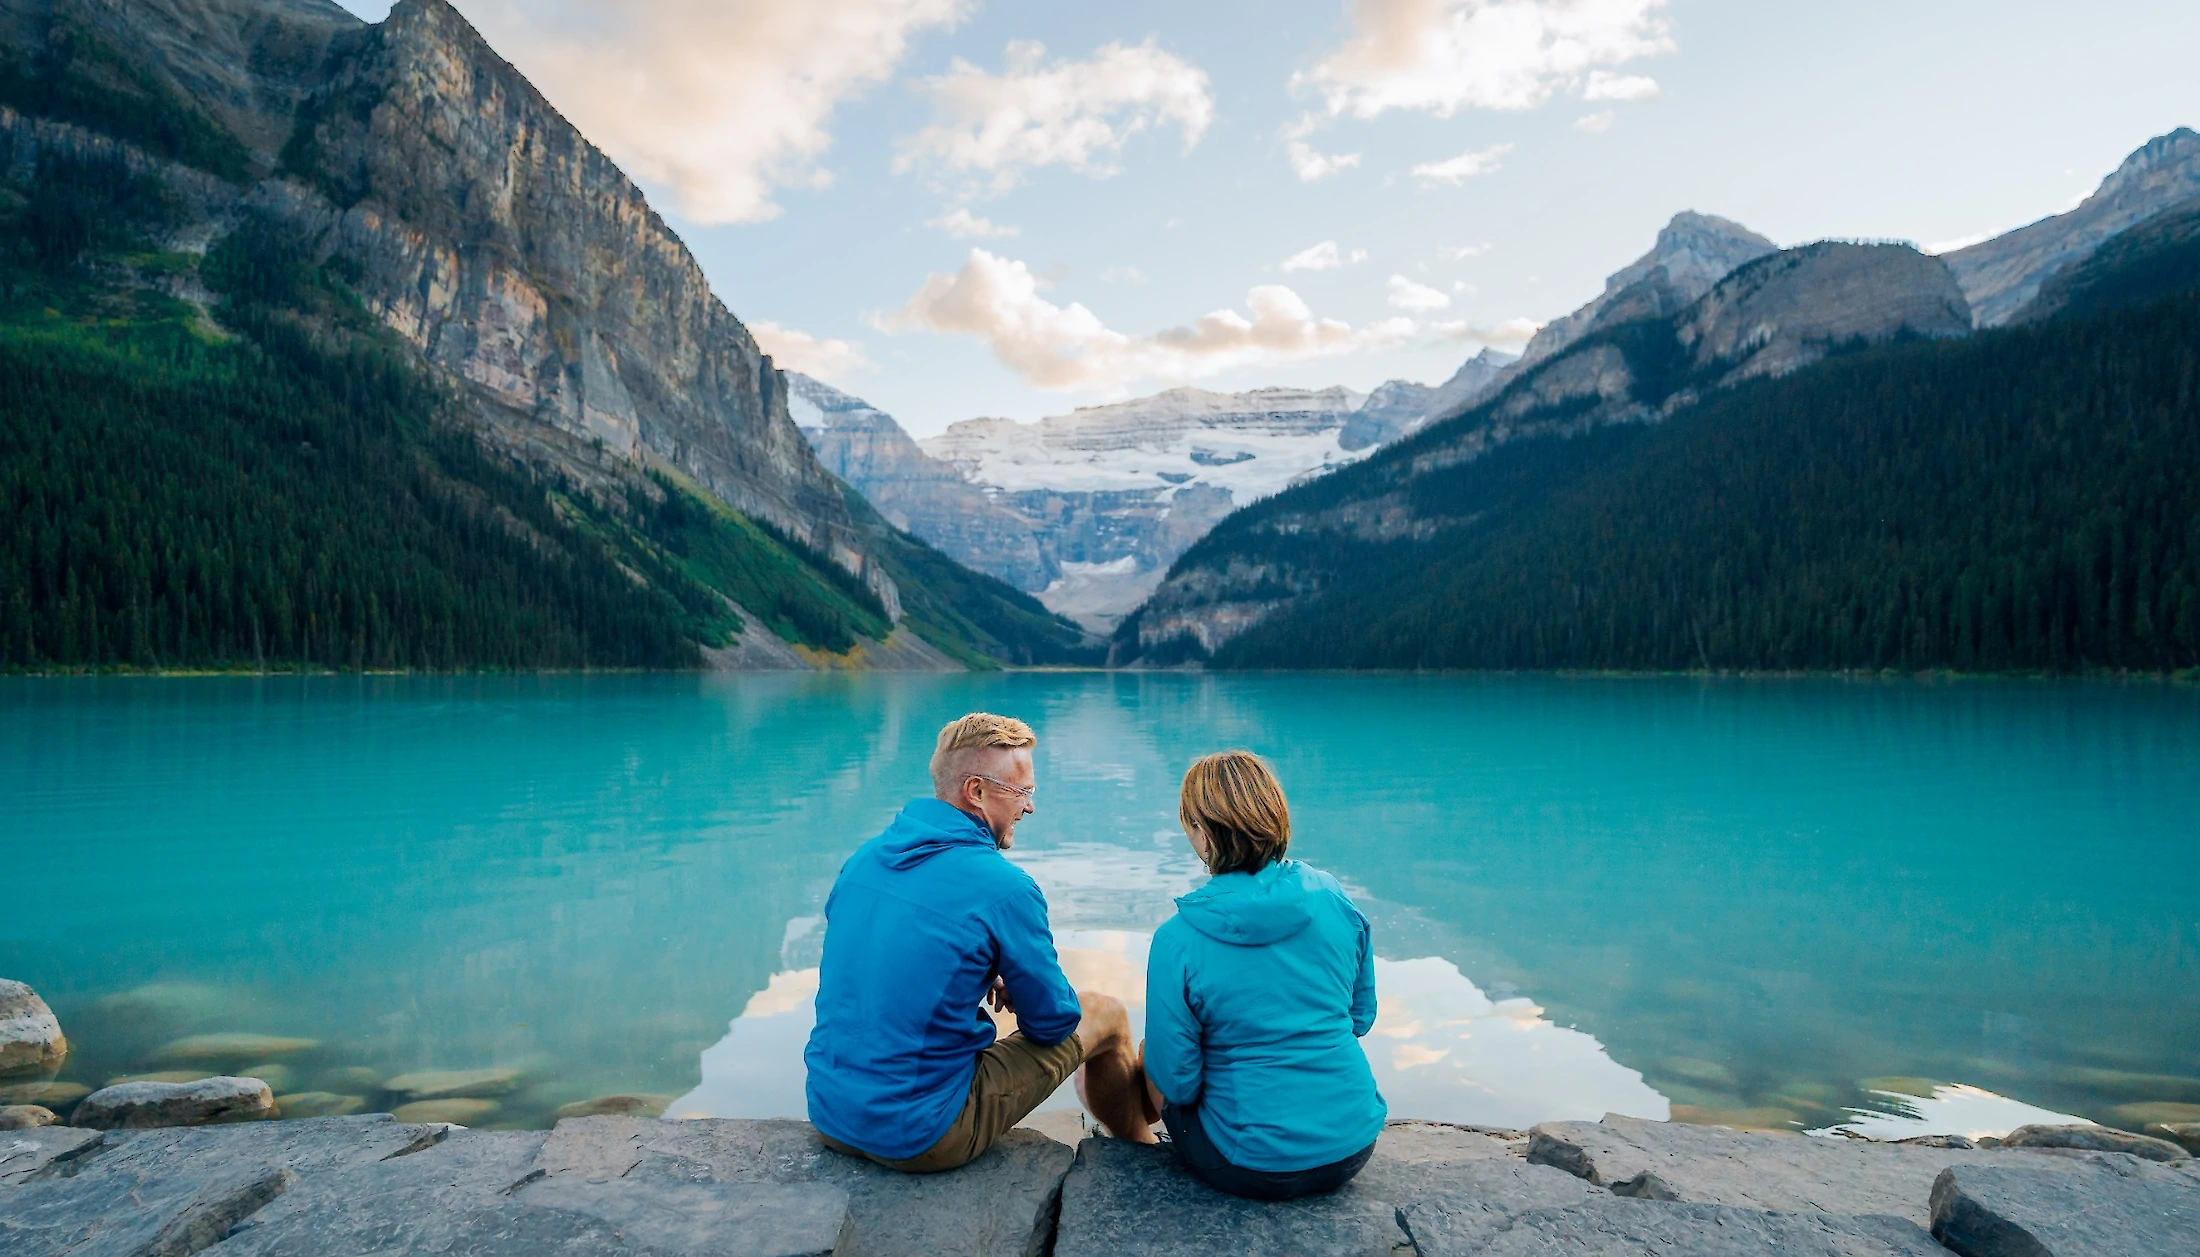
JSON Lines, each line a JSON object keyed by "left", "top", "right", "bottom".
{"left": 2001, "top": 1122, "right": 2190, "bottom": 1162}
{"left": 72, "top": 1080, "right": 274, "bottom": 1131}
{"left": 1931, "top": 1157, "right": 2200, "bottom": 1256}
{"left": 1051, "top": 1136, "right": 1408, "bottom": 1257}
{"left": 528, "top": 1115, "right": 1074, "bottom": 1257}
{"left": 214, "top": 1129, "right": 850, "bottom": 1257}
{"left": 1464, "top": 1200, "right": 1946, "bottom": 1256}
{"left": 2, "top": 1128, "right": 105, "bottom": 1186}
{"left": 1, "top": 980, "right": 69, "bottom": 1076}
{"left": 1528, "top": 1114, "right": 2047, "bottom": 1225}
{"left": 1, "top": 1116, "right": 456, "bottom": 1255}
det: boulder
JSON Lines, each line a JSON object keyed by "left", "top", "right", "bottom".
{"left": 1931, "top": 1156, "right": 2200, "bottom": 1255}
{"left": 392, "top": 1098, "right": 499, "bottom": 1125}
{"left": 0, "top": 1106, "right": 56, "bottom": 1131}
{"left": 152, "top": 1035, "right": 319, "bottom": 1065}
{"left": 0, "top": 1083, "right": 88, "bottom": 1109}
{"left": 0, "top": 982, "right": 68, "bottom": 1077}
{"left": 1526, "top": 1114, "right": 2032, "bottom": 1225}
{"left": 2000, "top": 1122, "right": 2188, "bottom": 1162}
{"left": 71, "top": 1077, "right": 276, "bottom": 1129}
{"left": 1453, "top": 1199, "right": 1946, "bottom": 1256}
{"left": 530, "top": 1115, "right": 1074, "bottom": 1257}
{"left": 1053, "top": 1136, "right": 1405, "bottom": 1257}
{"left": 0, "top": 1126, "right": 103, "bottom": 1186}
{"left": 382, "top": 1068, "right": 524, "bottom": 1099}
{"left": 274, "top": 1092, "right": 364, "bottom": 1119}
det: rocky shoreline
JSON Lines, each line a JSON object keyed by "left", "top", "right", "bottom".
{"left": 3, "top": 1110, "right": 2196, "bottom": 1256}
{"left": 8, "top": 979, "right": 2199, "bottom": 1254}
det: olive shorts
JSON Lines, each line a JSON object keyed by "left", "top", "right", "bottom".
{"left": 821, "top": 1030, "right": 1087, "bottom": 1173}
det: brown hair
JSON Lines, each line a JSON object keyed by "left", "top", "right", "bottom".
{"left": 930, "top": 712, "right": 1037, "bottom": 798}
{"left": 1179, "top": 750, "right": 1291, "bottom": 875}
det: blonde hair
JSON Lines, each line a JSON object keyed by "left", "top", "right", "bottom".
{"left": 930, "top": 712, "right": 1038, "bottom": 798}
{"left": 1179, "top": 750, "right": 1291, "bottom": 875}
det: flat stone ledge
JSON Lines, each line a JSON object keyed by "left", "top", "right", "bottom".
{"left": 1458, "top": 1199, "right": 1946, "bottom": 1256}
{"left": 1051, "top": 1137, "right": 1409, "bottom": 1257}
{"left": 1527, "top": 1113, "right": 2086, "bottom": 1226}
{"left": 531, "top": 1115, "right": 1075, "bottom": 1257}
{"left": 1, "top": 1127, "right": 104, "bottom": 1186}
{"left": 1930, "top": 1157, "right": 2200, "bottom": 1257}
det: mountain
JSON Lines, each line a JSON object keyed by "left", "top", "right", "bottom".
{"left": 1122, "top": 239, "right": 1977, "bottom": 661}
{"left": 2015, "top": 193, "right": 2200, "bottom": 326}
{"left": 797, "top": 376, "right": 1508, "bottom": 633}
{"left": 0, "top": 0, "right": 1089, "bottom": 670}
{"left": 1181, "top": 230, "right": 2200, "bottom": 673}
{"left": 1944, "top": 126, "right": 2200, "bottom": 327}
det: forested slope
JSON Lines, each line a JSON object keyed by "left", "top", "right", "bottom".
{"left": 1147, "top": 229, "right": 2200, "bottom": 674}
{"left": 0, "top": 149, "right": 1090, "bottom": 670}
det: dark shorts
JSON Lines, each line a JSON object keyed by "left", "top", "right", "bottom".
{"left": 1162, "top": 1101, "right": 1376, "bottom": 1201}
{"left": 821, "top": 1030, "right": 1086, "bottom": 1174}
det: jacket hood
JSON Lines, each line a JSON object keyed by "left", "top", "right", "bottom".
{"left": 1174, "top": 858, "right": 1319, "bottom": 946}
{"left": 877, "top": 798, "right": 999, "bottom": 870}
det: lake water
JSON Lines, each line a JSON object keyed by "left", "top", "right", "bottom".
{"left": 4, "top": 674, "right": 2197, "bottom": 1138}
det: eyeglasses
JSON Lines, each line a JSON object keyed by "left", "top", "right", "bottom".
{"left": 967, "top": 774, "right": 1036, "bottom": 805}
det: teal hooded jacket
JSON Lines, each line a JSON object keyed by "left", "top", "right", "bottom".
{"left": 1144, "top": 858, "right": 1387, "bottom": 1171}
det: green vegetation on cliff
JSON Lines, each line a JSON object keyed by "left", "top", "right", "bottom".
{"left": 0, "top": 150, "right": 1084, "bottom": 671}
{"left": 1138, "top": 227, "right": 2200, "bottom": 673}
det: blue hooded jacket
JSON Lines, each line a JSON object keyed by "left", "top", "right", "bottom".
{"left": 1144, "top": 858, "right": 1386, "bottom": 1172}
{"left": 804, "top": 798, "right": 1082, "bottom": 1160}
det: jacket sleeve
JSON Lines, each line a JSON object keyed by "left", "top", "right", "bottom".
{"left": 1349, "top": 904, "right": 1377, "bottom": 1038}
{"left": 1143, "top": 930, "right": 1204, "bottom": 1105}
{"left": 988, "top": 880, "right": 1084, "bottom": 1046}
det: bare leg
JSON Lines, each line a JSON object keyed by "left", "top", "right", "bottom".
{"left": 1069, "top": 991, "right": 1157, "bottom": 1143}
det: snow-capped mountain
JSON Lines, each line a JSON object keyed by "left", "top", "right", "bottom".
{"left": 792, "top": 375, "right": 1502, "bottom": 631}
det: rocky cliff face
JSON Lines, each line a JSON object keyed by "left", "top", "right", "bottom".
{"left": 788, "top": 373, "right": 1055, "bottom": 591}
{"left": 2, "top": 0, "right": 886, "bottom": 593}
{"left": 1344, "top": 348, "right": 1518, "bottom": 448}
{"left": 1945, "top": 127, "right": 2200, "bottom": 327}
{"left": 1508, "top": 211, "right": 1778, "bottom": 375}
{"left": 1129, "top": 240, "right": 1974, "bottom": 658}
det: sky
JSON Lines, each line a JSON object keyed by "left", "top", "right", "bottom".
{"left": 330, "top": 0, "right": 2200, "bottom": 436}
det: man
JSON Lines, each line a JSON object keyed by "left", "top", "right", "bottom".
{"left": 805, "top": 712, "right": 1154, "bottom": 1171}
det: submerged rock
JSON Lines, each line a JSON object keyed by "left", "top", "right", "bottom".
{"left": 320, "top": 1066, "right": 381, "bottom": 1092}
{"left": 105, "top": 1070, "right": 215, "bottom": 1086}
{"left": 384, "top": 1068, "right": 524, "bottom": 1099}
{"left": 72, "top": 1076, "right": 277, "bottom": 1129}
{"left": 2000, "top": 1123, "right": 2188, "bottom": 1162}
{"left": 0, "top": 980, "right": 68, "bottom": 1076}
{"left": 392, "top": 1098, "right": 500, "bottom": 1125}
{"left": 0, "top": 1081, "right": 89, "bottom": 1107}
{"left": 0, "top": 1104, "right": 57, "bottom": 1129}
{"left": 153, "top": 1033, "right": 321, "bottom": 1064}
{"left": 277, "top": 1092, "right": 367, "bottom": 1119}
{"left": 2110, "top": 1100, "right": 2200, "bottom": 1128}
{"left": 553, "top": 1094, "right": 669, "bottom": 1120}
{"left": 2149, "top": 1122, "right": 2200, "bottom": 1155}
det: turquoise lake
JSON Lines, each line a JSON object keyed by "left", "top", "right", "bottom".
{"left": 4, "top": 674, "right": 2197, "bottom": 1136}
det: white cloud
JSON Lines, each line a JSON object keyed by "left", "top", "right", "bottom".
{"left": 1433, "top": 315, "right": 1541, "bottom": 347}
{"left": 1575, "top": 110, "right": 1615, "bottom": 132}
{"left": 1442, "top": 242, "right": 1493, "bottom": 260}
{"left": 927, "top": 207, "right": 1021, "bottom": 238}
{"left": 1100, "top": 265, "right": 1149, "bottom": 284}
{"left": 889, "top": 248, "right": 1415, "bottom": 391}
{"left": 896, "top": 39, "right": 1213, "bottom": 190}
{"left": 458, "top": 0, "right": 967, "bottom": 225}
{"left": 750, "top": 319, "right": 871, "bottom": 381}
{"left": 1582, "top": 69, "right": 1660, "bottom": 100}
{"left": 1282, "top": 240, "right": 1368, "bottom": 272}
{"left": 1411, "top": 142, "right": 1514, "bottom": 186}
{"left": 1282, "top": 114, "right": 1363, "bottom": 181}
{"left": 1296, "top": 0, "right": 1674, "bottom": 119}
{"left": 1387, "top": 274, "right": 1452, "bottom": 312}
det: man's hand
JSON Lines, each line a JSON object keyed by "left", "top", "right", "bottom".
{"left": 988, "top": 976, "right": 1017, "bottom": 1014}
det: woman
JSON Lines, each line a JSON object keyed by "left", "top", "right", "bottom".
{"left": 1140, "top": 750, "right": 1386, "bottom": 1200}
